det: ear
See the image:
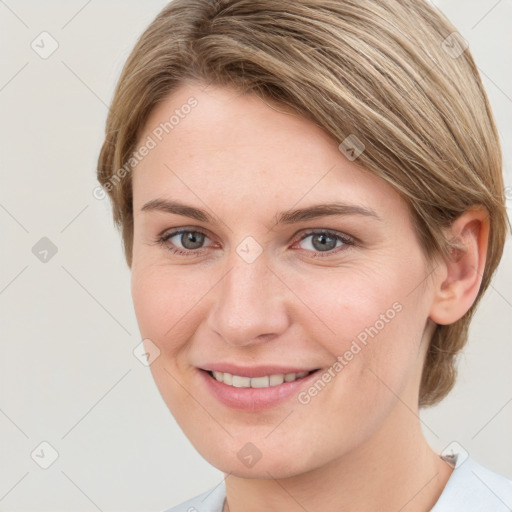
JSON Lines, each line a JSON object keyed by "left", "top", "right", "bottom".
{"left": 429, "top": 207, "right": 490, "bottom": 326}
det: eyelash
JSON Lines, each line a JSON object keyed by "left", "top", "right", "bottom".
{"left": 154, "top": 228, "right": 355, "bottom": 259}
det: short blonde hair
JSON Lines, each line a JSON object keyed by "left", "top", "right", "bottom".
{"left": 97, "top": 0, "right": 509, "bottom": 406}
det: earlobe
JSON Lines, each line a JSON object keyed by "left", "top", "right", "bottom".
{"left": 429, "top": 207, "right": 490, "bottom": 326}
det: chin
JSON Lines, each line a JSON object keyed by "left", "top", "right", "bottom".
{"left": 192, "top": 432, "right": 329, "bottom": 480}
{"left": 213, "top": 455, "right": 312, "bottom": 480}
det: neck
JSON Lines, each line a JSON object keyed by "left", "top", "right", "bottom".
{"left": 223, "top": 403, "right": 453, "bottom": 512}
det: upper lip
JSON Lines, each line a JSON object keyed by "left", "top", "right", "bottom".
{"left": 199, "top": 363, "right": 319, "bottom": 378}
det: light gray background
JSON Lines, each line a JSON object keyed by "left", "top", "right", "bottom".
{"left": 1, "top": 1, "right": 511, "bottom": 510}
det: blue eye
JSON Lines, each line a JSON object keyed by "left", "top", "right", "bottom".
{"left": 295, "top": 230, "right": 354, "bottom": 257}
{"left": 155, "top": 228, "right": 354, "bottom": 258}
{"left": 157, "top": 229, "right": 213, "bottom": 256}
{"left": 170, "top": 231, "right": 206, "bottom": 250}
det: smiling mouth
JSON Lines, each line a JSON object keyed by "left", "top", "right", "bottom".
{"left": 205, "top": 369, "right": 319, "bottom": 388}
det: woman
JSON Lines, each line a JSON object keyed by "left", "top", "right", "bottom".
{"left": 97, "top": 0, "right": 511, "bottom": 510}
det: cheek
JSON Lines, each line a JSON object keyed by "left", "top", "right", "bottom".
{"left": 131, "top": 265, "right": 208, "bottom": 419}
{"left": 286, "top": 261, "right": 427, "bottom": 399}
{"left": 131, "top": 265, "right": 208, "bottom": 350}
{"left": 283, "top": 262, "right": 408, "bottom": 346}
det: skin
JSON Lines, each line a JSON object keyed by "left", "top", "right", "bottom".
{"left": 130, "top": 81, "right": 489, "bottom": 512}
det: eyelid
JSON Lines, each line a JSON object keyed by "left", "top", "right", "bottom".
{"left": 159, "top": 226, "right": 214, "bottom": 242}
{"left": 290, "top": 229, "right": 356, "bottom": 255}
{"left": 156, "top": 226, "right": 357, "bottom": 257}
{"left": 155, "top": 226, "right": 217, "bottom": 255}
{"left": 294, "top": 228, "right": 355, "bottom": 244}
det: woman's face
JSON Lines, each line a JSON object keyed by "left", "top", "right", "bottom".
{"left": 131, "top": 81, "right": 439, "bottom": 477}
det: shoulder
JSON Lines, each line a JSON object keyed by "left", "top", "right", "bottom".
{"left": 431, "top": 453, "right": 512, "bottom": 511}
{"left": 161, "top": 481, "right": 226, "bottom": 512}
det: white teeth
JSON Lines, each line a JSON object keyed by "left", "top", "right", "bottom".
{"left": 251, "top": 376, "right": 270, "bottom": 388}
{"left": 232, "top": 375, "right": 251, "bottom": 388}
{"left": 210, "top": 370, "right": 312, "bottom": 388}
{"left": 269, "top": 374, "right": 284, "bottom": 386}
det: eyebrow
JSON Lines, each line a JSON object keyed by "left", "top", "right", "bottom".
{"left": 275, "top": 203, "right": 381, "bottom": 224}
{"left": 140, "top": 199, "right": 381, "bottom": 224}
{"left": 141, "top": 198, "right": 214, "bottom": 222}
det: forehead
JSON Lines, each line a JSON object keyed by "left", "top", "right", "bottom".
{"left": 132, "top": 82, "right": 404, "bottom": 217}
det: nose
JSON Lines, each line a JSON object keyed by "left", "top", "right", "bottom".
{"left": 206, "top": 253, "right": 291, "bottom": 347}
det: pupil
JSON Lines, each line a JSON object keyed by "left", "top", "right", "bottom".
{"left": 312, "top": 233, "right": 336, "bottom": 251}
{"left": 182, "top": 231, "right": 204, "bottom": 249}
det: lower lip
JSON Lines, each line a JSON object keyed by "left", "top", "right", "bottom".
{"left": 198, "top": 369, "right": 321, "bottom": 411}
